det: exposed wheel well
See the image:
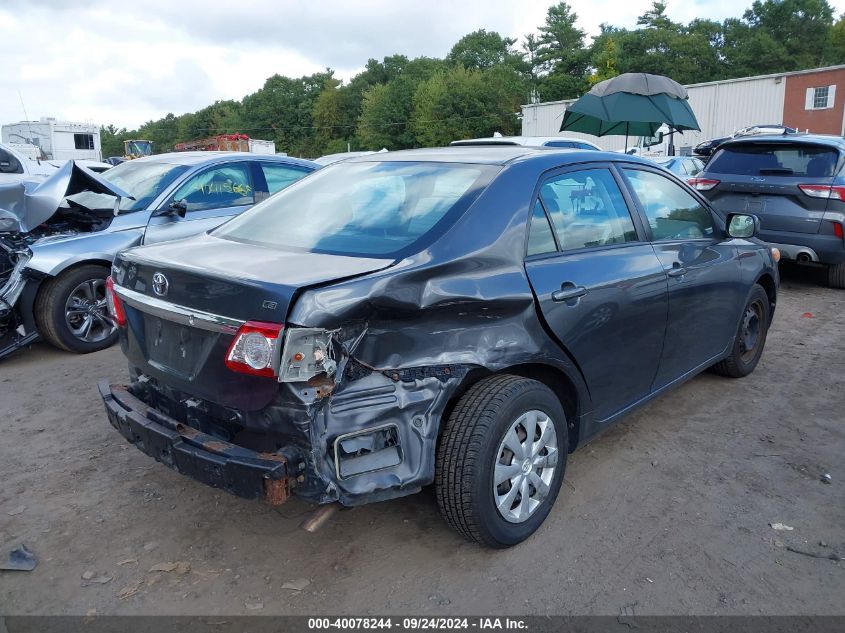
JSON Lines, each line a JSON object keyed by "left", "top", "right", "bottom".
{"left": 441, "top": 363, "right": 582, "bottom": 453}
{"left": 755, "top": 272, "right": 777, "bottom": 320}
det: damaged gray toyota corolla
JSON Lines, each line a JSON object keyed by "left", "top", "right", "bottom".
{"left": 100, "top": 146, "right": 779, "bottom": 547}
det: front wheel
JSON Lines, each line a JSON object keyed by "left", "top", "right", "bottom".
{"left": 34, "top": 264, "right": 118, "bottom": 353}
{"left": 435, "top": 375, "right": 568, "bottom": 548}
{"left": 712, "top": 283, "right": 771, "bottom": 378}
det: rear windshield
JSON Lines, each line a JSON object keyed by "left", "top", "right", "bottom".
{"left": 214, "top": 161, "right": 496, "bottom": 257}
{"left": 707, "top": 143, "right": 840, "bottom": 178}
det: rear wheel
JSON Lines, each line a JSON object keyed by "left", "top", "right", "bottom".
{"left": 435, "top": 375, "right": 568, "bottom": 548}
{"left": 828, "top": 262, "right": 845, "bottom": 289}
{"left": 712, "top": 284, "right": 770, "bottom": 378}
{"left": 34, "top": 264, "right": 117, "bottom": 353}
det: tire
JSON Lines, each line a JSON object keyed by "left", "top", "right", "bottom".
{"left": 711, "top": 283, "right": 770, "bottom": 378}
{"left": 828, "top": 262, "right": 845, "bottom": 289}
{"left": 34, "top": 264, "right": 118, "bottom": 353}
{"left": 435, "top": 374, "right": 568, "bottom": 548}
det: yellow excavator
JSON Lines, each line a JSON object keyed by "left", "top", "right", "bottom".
{"left": 123, "top": 140, "right": 153, "bottom": 160}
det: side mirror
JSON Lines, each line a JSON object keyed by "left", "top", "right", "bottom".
{"left": 727, "top": 213, "right": 760, "bottom": 239}
{"left": 156, "top": 199, "right": 188, "bottom": 218}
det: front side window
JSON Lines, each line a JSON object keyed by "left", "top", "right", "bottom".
{"left": 624, "top": 169, "right": 715, "bottom": 241}
{"left": 168, "top": 163, "right": 253, "bottom": 212}
{"left": 539, "top": 168, "right": 638, "bottom": 252}
{"left": 214, "top": 161, "right": 495, "bottom": 257}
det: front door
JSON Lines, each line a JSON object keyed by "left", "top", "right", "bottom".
{"left": 620, "top": 167, "right": 745, "bottom": 388}
{"left": 143, "top": 162, "right": 255, "bottom": 245}
{"left": 524, "top": 166, "right": 668, "bottom": 421}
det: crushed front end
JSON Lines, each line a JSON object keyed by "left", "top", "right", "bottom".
{"left": 0, "top": 236, "right": 38, "bottom": 357}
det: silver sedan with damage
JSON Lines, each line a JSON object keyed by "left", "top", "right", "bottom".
{"left": 0, "top": 152, "right": 317, "bottom": 358}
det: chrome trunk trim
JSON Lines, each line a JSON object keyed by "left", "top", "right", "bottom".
{"left": 113, "top": 284, "right": 244, "bottom": 334}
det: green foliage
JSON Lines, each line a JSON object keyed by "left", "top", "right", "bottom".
{"left": 103, "top": 0, "right": 841, "bottom": 158}
{"left": 447, "top": 29, "right": 523, "bottom": 71}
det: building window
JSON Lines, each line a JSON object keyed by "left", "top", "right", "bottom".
{"left": 806, "top": 85, "right": 836, "bottom": 110}
{"left": 73, "top": 133, "right": 95, "bottom": 150}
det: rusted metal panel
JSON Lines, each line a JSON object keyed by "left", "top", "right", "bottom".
{"left": 263, "top": 477, "right": 290, "bottom": 506}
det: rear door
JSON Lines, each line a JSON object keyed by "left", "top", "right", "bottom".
{"left": 620, "top": 166, "right": 744, "bottom": 388}
{"left": 143, "top": 161, "right": 255, "bottom": 245}
{"left": 701, "top": 141, "right": 840, "bottom": 235}
{"left": 524, "top": 165, "right": 668, "bottom": 421}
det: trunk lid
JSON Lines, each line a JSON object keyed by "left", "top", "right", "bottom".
{"left": 701, "top": 140, "right": 841, "bottom": 235}
{"left": 114, "top": 233, "right": 392, "bottom": 409}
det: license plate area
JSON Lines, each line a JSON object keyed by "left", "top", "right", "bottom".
{"left": 143, "top": 315, "right": 218, "bottom": 381}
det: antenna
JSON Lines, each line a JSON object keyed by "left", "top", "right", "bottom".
{"left": 17, "top": 91, "right": 36, "bottom": 150}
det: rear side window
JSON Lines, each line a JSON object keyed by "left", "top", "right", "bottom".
{"left": 707, "top": 143, "right": 840, "bottom": 178}
{"left": 624, "top": 169, "right": 715, "bottom": 241}
{"left": 539, "top": 168, "right": 638, "bottom": 252}
{"left": 527, "top": 200, "right": 557, "bottom": 255}
{"left": 261, "top": 163, "right": 309, "bottom": 194}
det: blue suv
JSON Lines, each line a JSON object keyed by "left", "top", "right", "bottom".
{"left": 692, "top": 134, "right": 845, "bottom": 288}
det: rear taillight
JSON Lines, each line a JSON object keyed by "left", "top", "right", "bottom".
{"left": 225, "top": 321, "right": 283, "bottom": 378}
{"left": 798, "top": 184, "right": 845, "bottom": 200}
{"left": 832, "top": 221, "right": 844, "bottom": 240}
{"left": 687, "top": 177, "right": 719, "bottom": 191}
{"left": 105, "top": 276, "right": 126, "bottom": 327}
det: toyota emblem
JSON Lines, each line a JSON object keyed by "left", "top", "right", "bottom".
{"left": 152, "top": 272, "right": 169, "bottom": 296}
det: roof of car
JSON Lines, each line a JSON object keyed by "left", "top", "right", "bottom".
{"left": 131, "top": 151, "right": 317, "bottom": 168}
{"left": 719, "top": 133, "right": 845, "bottom": 149}
{"left": 450, "top": 135, "right": 601, "bottom": 149}
{"left": 343, "top": 145, "right": 656, "bottom": 168}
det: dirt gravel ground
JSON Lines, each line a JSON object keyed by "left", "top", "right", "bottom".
{"left": 0, "top": 264, "right": 843, "bottom": 616}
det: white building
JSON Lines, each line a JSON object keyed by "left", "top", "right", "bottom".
{"left": 521, "top": 65, "right": 845, "bottom": 155}
{"left": 1, "top": 117, "right": 102, "bottom": 161}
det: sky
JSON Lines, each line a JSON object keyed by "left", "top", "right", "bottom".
{"left": 2, "top": 0, "right": 845, "bottom": 130}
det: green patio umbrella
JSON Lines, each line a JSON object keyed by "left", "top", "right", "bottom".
{"left": 560, "top": 73, "right": 700, "bottom": 151}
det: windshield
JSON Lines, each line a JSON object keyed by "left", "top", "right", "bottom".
{"left": 707, "top": 143, "right": 840, "bottom": 178}
{"left": 214, "top": 161, "right": 496, "bottom": 257}
{"left": 66, "top": 160, "right": 190, "bottom": 211}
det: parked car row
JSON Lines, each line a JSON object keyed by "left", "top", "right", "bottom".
{"left": 97, "top": 145, "right": 779, "bottom": 547}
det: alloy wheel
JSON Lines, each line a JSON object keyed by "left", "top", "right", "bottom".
{"left": 64, "top": 278, "right": 115, "bottom": 343}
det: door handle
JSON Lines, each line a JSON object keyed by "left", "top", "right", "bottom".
{"left": 667, "top": 265, "right": 688, "bottom": 278}
{"left": 552, "top": 285, "right": 588, "bottom": 302}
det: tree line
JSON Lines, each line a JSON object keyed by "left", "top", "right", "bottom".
{"left": 101, "top": 0, "right": 845, "bottom": 159}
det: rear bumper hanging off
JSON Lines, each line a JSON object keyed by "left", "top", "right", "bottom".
{"left": 99, "top": 381, "right": 290, "bottom": 505}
